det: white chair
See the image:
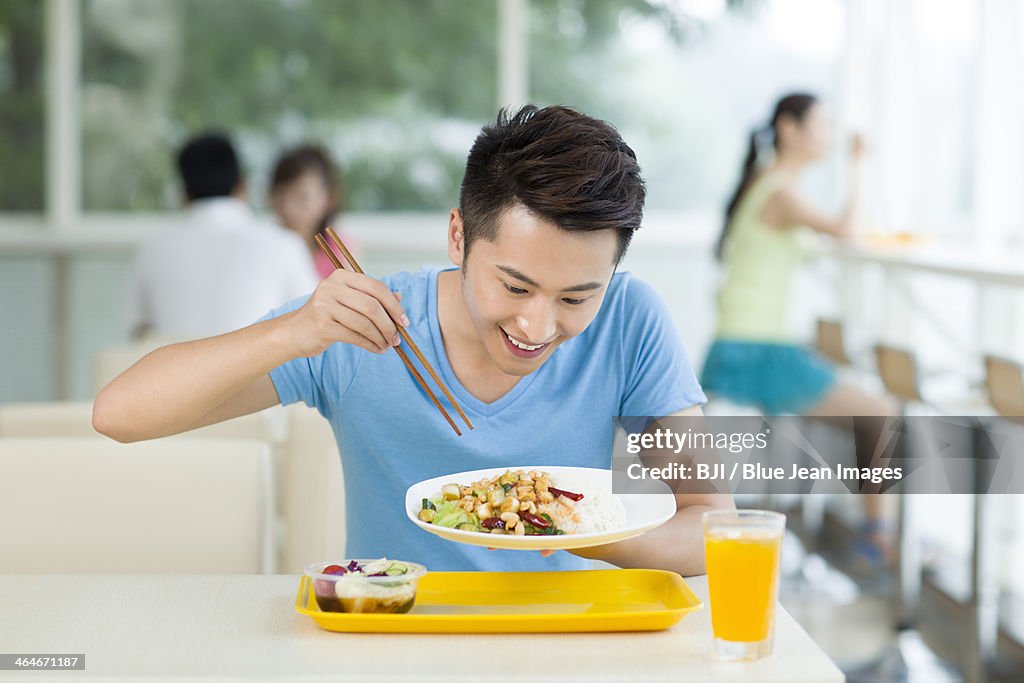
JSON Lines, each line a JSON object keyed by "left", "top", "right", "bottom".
{"left": 91, "top": 339, "right": 173, "bottom": 394}
{"left": 280, "top": 404, "right": 346, "bottom": 573}
{"left": 0, "top": 401, "right": 289, "bottom": 566}
{"left": 0, "top": 401, "right": 100, "bottom": 437}
{"left": 0, "top": 400, "right": 282, "bottom": 442}
{"left": 0, "top": 437, "right": 274, "bottom": 574}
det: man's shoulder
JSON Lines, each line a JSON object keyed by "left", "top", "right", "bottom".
{"left": 601, "top": 271, "right": 662, "bottom": 317}
{"left": 379, "top": 267, "right": 441, "bottom": 326}
{"left": 381, "top": 266, "right": 437, "bottom": 291}
{"left": 248, "top": 218, "right": 308, "bottom": 249}
{"left": 135, "top": 223, "right": 183, "bottom": 258}
{"left": 572, "top": 272, "right": 669, "bottom": 352}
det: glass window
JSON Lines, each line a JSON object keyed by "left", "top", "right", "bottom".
{"left": 81, "top": 0, "right": 497, "bottom": 211}
{"left": 907, "top": 0, "right": 977, "bottom": 233}
{"left": 529, "top": 0, "right": 845, "bottom": 215}
{"left": 0, "top": 0, "right": 44, "bottom": 210}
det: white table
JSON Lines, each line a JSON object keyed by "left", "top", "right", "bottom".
{"left": 827, "top": 240, "right": 1024, "bottom": 287}
{"left": 0, "top": 575, "right": 843, "bottom": 682}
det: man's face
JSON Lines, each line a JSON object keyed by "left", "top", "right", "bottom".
{"left": 448, "top": 204, "right": 619, "bottom": 377}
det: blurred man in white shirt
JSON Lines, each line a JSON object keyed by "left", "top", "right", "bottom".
{"left": 132, "top": 133, "right": 318, "bottom": 339}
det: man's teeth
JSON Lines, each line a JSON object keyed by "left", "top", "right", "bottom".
{"left": 505, "top": 331, "right": 544, "bottom": 351}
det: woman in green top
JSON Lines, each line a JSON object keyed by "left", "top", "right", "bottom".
{"left": 702, "top": 92, "right": 893, "bottom": 418}
{"left": 701, "top": 93, "right": 897, "bottom": 563}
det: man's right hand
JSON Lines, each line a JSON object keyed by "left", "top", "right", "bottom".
{"left": 93, "top": 270, "right": 409, "bottom": 443}
{"left": 286, "top": 269, "right": 409, "bottom": 358}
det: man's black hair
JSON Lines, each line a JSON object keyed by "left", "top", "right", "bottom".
{"left": 177, "top": 133, "right": 241, "bottom": 201}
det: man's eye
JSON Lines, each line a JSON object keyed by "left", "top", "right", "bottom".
{"left": 504, "top": 283, "right": 528, "bottom": 295}
{"left": 562, "top": 297, "right": 587, "bottom": 306}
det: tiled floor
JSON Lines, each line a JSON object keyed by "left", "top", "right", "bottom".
{"left": 778, "top": 541, "right": 966, "bottom": 682}
{"left": 776, "top": 522, "right": 1024, "bottom": 682}
{"left": 783, "top": 591, "right": 895, "bottom": 669}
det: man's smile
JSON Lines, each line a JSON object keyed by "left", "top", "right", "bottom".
{"left": 499, "top": 326, "right": 553, "bottom": 358}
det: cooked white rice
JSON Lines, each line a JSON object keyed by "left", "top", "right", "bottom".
{"left": 541, "top": 478, "right": 626, "bottom": 534}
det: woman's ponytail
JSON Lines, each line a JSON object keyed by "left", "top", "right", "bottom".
{"left": 714, "top": 93, "right": 817, "bottom": 261}
{"left": 715, "top": 127, "right": 763, "bottom": 261}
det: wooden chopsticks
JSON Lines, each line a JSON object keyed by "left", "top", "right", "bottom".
{"left": 314, "top": 227, "right": 474, "bottom": 436}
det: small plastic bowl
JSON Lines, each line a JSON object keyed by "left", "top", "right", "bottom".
{"left": 305, "top": 560, "right": 428, "bottom": 614}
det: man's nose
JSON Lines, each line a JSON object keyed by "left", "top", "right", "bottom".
{"left": 516, "top": 305, "right": 556, "bottom": 343}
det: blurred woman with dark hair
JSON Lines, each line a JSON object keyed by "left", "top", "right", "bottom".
{"left": 269, "top": 145, "right": 358, "bottom": 279}
{"left": 703, "top": 92, "right": 891, "bottom": 417}
{"left": 702, "top": 93, "right": 897, "bottom": 564}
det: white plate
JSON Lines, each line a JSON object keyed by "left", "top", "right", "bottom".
{"left": 405, "top": 466, "right": 676, "bottom": 551}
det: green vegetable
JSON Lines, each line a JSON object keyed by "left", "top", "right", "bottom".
{"left": 385, "top": 562, "right": 409, "bottom": 576}
{"left": 431, "top": 500, "right": 479, "bottom": 529}
{"left": 456, "top": 522, "right": 480, "bottom": 531}
{"left": 421, "top": 498, "right": 436, "bottom": 511}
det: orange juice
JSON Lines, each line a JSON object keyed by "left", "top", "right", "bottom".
{"left": 704, "top": 529, "right": 782, "bottom": 642}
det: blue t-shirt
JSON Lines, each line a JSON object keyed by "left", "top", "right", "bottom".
{"left": 265, "top": 266, "right": 705, "bottom": 571}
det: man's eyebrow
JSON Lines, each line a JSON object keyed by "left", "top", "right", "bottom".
{"left": 496, "top": 265, "right": 604, "bottom": 292}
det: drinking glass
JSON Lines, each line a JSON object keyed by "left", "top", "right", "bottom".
{"left": 703, "top": 509, "right": 786, "bottom": 661}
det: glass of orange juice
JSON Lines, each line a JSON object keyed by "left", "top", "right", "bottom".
{"left": 703, "top": 509, "right": 786, "bottom": 661}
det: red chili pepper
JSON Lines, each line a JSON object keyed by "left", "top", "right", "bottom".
{"left": 549, "top": 486, "right": 584, "bottom": 502}
{"left": 520, "top": 511, "right": 551, "bottom": 529}
{"left": 481, "top": 517, "right": 505, "bottom": 530}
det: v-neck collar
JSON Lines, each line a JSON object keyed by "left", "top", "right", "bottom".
{"left": 427, "top": 267, "right": 541, "bottom": 417}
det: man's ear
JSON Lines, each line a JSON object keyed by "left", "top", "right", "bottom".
{"left": 232, "top": 178, "right": 248, "bottom": 201}
{"left": 447, "top": 208, "right": 466, "bottom": 267}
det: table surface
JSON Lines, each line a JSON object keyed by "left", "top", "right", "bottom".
{"left": 0, "top": 574, "right": 843, "bottom": 683}
{"left": 827, "top": 240, "right": 1024, "bottom": 286}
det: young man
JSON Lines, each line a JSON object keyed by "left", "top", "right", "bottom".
{"left": 132, "top": 133, "right": 317, "bottom": 339}
{"left": 96, "top": 106, "right": 732, "bottom": 574}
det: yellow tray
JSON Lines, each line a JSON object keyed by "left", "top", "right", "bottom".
{"left": 295, "top": 569, "right": 702, "bottom": 633}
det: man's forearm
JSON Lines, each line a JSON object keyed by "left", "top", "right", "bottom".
{"left": 580, "top": 496, "right": 735, "bottom": 576}
{"left": 93, "top": 314, "right": 296, "bottom": 442}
